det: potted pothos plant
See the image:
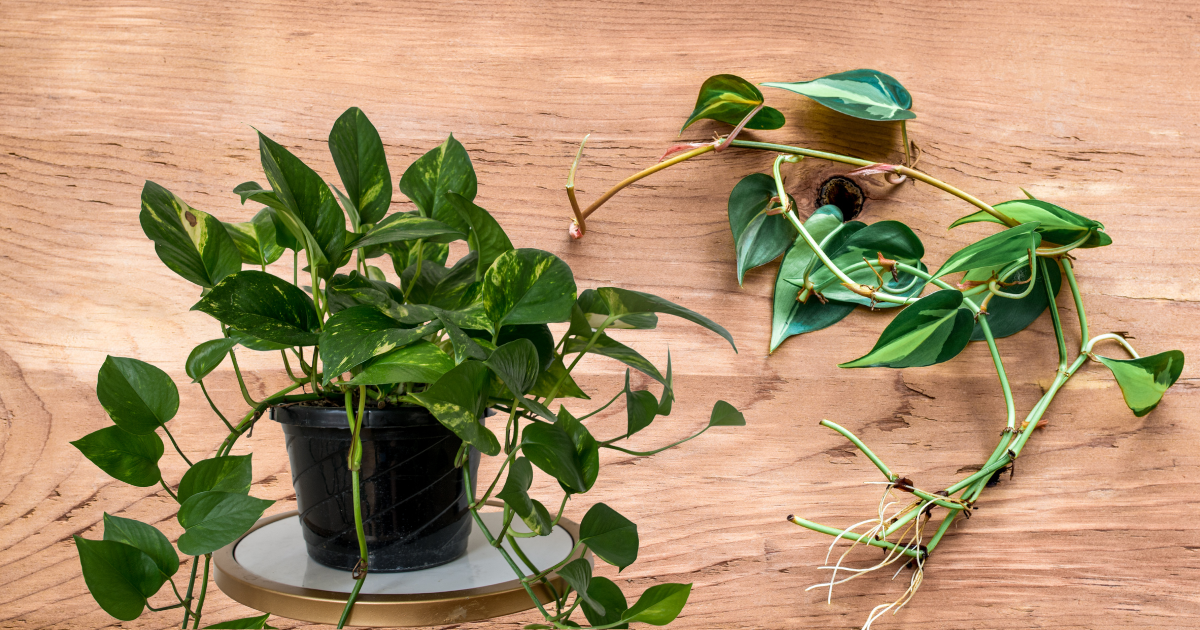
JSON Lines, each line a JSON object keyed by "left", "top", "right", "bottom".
{"left": 566, "top": 70, "right": 1186, "bottom": 627}
{"left": 70, "top": 108, "right": 746, "bottom": 629}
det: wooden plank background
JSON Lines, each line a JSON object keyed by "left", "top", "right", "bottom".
{"left": 1, "top": 1, "right": 1198, "bottom": 629}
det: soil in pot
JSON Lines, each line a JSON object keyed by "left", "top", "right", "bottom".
{"left": 270, "top": 404, "right": 481, "bottom": 572}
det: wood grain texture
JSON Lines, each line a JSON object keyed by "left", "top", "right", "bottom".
{"left": 1, "top": 1, "right": 1198, "bottom": 629}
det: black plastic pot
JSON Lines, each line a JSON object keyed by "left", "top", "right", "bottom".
{"left": 270, "top": 404, "right": 480, "bottom": 572}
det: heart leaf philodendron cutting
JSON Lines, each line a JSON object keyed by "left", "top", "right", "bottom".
{"left": 563, "top": 69, "right": 1185, "bottom": 626}
{"left": 71, "top": 109, "right": 746, "bottom": 629}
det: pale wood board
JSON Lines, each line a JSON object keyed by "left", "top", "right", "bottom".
{"left": 1, "top": 1, "right": 1198, "bottom": 629}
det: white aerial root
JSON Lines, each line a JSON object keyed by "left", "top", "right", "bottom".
{"left": 805, "top": 482, "right": 934, "bottom": 630}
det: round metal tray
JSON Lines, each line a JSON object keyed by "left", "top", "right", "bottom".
{"left": 213, "top": 508, "right": 584, "bottom": 627}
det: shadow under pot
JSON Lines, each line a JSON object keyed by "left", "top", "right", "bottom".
{"left": 270, "top": 404, "right": 481, "bottom": 572}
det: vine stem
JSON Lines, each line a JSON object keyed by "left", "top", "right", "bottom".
{"left": 190, "top": 554, "right": 211, "bottom": 629}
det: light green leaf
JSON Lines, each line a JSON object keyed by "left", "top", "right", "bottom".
{"left": 709, "top": 400, "right": 745, "bottom": 426}
{"left": 951, "top": 199, "right": 1110, "bottom": 248}
{"left": 728, "top": 173, "right": 796, "bottom": 285}
{"left": 398, "top": 134, "right": 477, "bottom": 233}
{"left": 96, "top": 356, "right": 179, "bottom": 435}
{"left": 193, "top": 270, "right": 320, "bottom": 346}
{"left": 563, "top": 334, "right": 664, "bottom": 384}
{"left": 257, "top": 130, "right": 346, "bottom": 274}
{"left": 178, "top": 455, "right": 253, "bottom": 504}
{"left": 763, "top": 69, "right": 915, "bottom": 122}
{"left": 577, "top": 290, "right": 658, "bottom": 330}
{"left": 328, "top": 107, "right": 392, "bottom": 227}
{"left": 74, "top": 537, "right": 164, "bottom": 621}
{"left": 102, "top": 513, "right": 179, "bottom": 579}
{"left": 140, "top": 181, "right": 242, "bottom": 288}
{"left": 411, "top": 361, "right": 501, "bottom": 456}
{"left": 681, "top": 74, "right": 785, "bottom": 132}
{"left": 595, "top": 287, "right": 735, "bottom": 351}
{"left": 186, "top": 338, "right": 237, "bottom": 383}
{"left": 223, "top": 208, "right": 285, "bottom": 267}
{"left": 482, "top": 249, "right": 577, "bottom": 328}
{"left": 319, "top": 305, "right": 441, "bottom": 383}
{"left": 582, "top": 577, "right": 629, "bottom": 629}
{"left": 840, "top": 290, "right": 974, "bottom": 369}
{"left": 622, "top": 583, "right": 692, "bottom": 625}
{"left": 203, "top": 614, "right": 274, "bottom": 629}
{"left": 71, "top": 426, "right": 164, "bottom": 487}
{"left": 344, "top": 341, "right": 455, "bottom": 386}
{"left": 934, "top": 223, "right": 1041, "bottom": 279}
{"left": 771, "top": 205, "right": 851, "bottom": 352}
{"left": 485, "top": 339, "right": 541, "bottom": 397}
{"left": 1097, "top": 350, "right": 1185, "bottom": 417}
{"left": 805, "top": 220, "right": 926, "bottom": 308}
{"left": 558, "top": 558, "right": 603, "bottom": 615}
{"left": 579, "top": 503, "right": 638, "bottom": 571}
{"left": 350, "top": 213, "right": 464, "bottom": 250}
{"left": 177, "top": 491, "right": 274, "bottom": 556}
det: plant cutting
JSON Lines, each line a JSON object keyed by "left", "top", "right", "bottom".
{"left": 564, "top": 70, "right": 1185, "bottom": 628}
{"left": 70, "top": 108, "right": 746, "bottom": 629}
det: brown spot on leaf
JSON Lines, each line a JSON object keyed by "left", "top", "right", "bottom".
{"left": 185, "top": 211, "right": 198, "bottom": 227}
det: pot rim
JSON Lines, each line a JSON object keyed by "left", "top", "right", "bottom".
{"left": 270, "top": 402, "right": 441, "bottom": 429}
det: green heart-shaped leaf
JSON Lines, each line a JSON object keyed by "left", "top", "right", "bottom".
{"left": 193, "top": 270, "right": 321, "bottom": 347}
{"left": 140, "top": 182, "right": 242, "bottom": 289}
{"left": 708, "top": 400, "right": 746, "bottom": 426}
{"left": 555, "top": 407, "right": 599, "bottom": 493}
{"left": 497, "top": 324, "right": 555, "bottom": 372}
{"left": 344, "top": 341, "right": 455, "bottom": 386}
{"left": 496, "top": 456, "right": 536, "bottom": 518}
{"left": 581, "top": 577, "right": 629, "bottom": 629}
{"left": 178, "top": 455, "right": 253, "bottom": 504}
{"left": 806, "top": 220, "right": 926, "bottom": 307}
{"left": 579, "top": 503, "right": 638, "bottom": 570}
{"left": 763, "top": 69, "right": 914, "bottom": 122}
{"left": 485, "top": 339, "right": 541, "bottom": 397}
{"left": 521, "top": 422, "right": 588, "bottom": 493}
{"left": 203, "top": 614, "right": 274, "bottom": 629}
{"left": 528, "top": 357, "right": 590, "bottom": 400}
{"left": 223, "top": 208, "right": 285, "bottom": 267}
{"left": 319, "top": 305, "right": 441, "bottom": 383}
{"left": 624, "top": 370, "right": 658, "bottom": 437}
{"left": 967, "top": 258, "right": 1062, "bottom": 340}
{"left": 328, "top": 107, "right": 392, "bottom": 227}
{"left": 681, "top": 74, "right": 785, "bottom": 132}
{"left": 74, "top": 537, "right": 165, "bottom": 621}
{"left": 1097, "top": 350, "right": 1185, "bottom": 417}
{"left": 840, "top": 290, "right": 974, "bottom": 368}
{"left": 563, "top": 333, "right": 664, "bottom": 384}
{"left": 447, "top": 193, "right": 515, "bottom": 281}
{"left": 558, "top": 558, "right": 603, "bottom": 615}
{"left": 771, "top": 205, "right": 852, "bottom": 352}
{"left": 595, "top": 287, "right": 735, "bottom": 351}
{"left": 257, "top": 131, "right": 346, "bottom": 274}
{"left": 349, "top": 213, "right": 464, "bottom": 250}
{"left": 411, "top": 361, "right": 500, "bottom": 456}
{"left": 177, "top": 491, "right": 274, "bottom": 556}
{"left": 934, "top": 223, "right": 1041, "bottom": 279}
{"left": 96, "top": 356, "right": 179, "bottom": 435}
{"left": 185, "top": 338, "right": 237, "bottom": 383}
{"left": 622, "top": 583, "right": 692, "bottom": 625}
{"left": 102, "top": 513, "right": 179, "bottom": 579}
{"left": 482, "top": 249, "right": 577, "bottom": 328}
{"left": 437, "top": 314, "right": 489, "bottom": 364}
{"left": 728, "top": 173, "right": 797, "bottom": 285}
{"left": 399, "top": 134, "right": 478, "bottom": 233}
{"left": 951, "top": 199, "right": 1109, "bottom": 248}
{"left": 71, "top": 426, "right": 164, "bottom": 487}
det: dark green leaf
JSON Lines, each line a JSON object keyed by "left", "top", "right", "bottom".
{"left": 951, "top": 199, "right": 1109, "bottom": 248}
{"left": 497, "top": 324, "right": 555, "bottom": 371}
{"left": 806, "top": 220, "right": 926, "bottom": 308}
{"left": 555, "top": 406, "right": 599, "bottom": 493}
{"left": 563, "top": 334, "right": 664, "bottom": 384}
{"left": 622, "top": 583, "right": 692, "bottom": 625}
{"left": 763, "top": 69, "right": 915, "bottom": 121}
{"left": 657, "top": 351, "right": 674, "bottom": 416}
{"left": 96, "top": 356, "right": 178, "bottom": 435}
{"left": 771, "top": 204, "right": 849, "bottom": 352}
{"left": 681, "top": 74, "right": 785, "bottom": 132}
{"left": 840, "top": 290, "right": 974, "bottom": 368}
{"left": 186, "top": 338, "right": 237, "bottom": 383}
{"left": 595, "top": 287, "right": 735, "bottom": 351}
{"left": 102, "top": 513, "right": 179, "bottom": 579}
{"left": 319, "top": 305, "right": 440, "bottom": 383}
{"left": 934, "top": 223, "right": 1041, "bottom": 279}
{"left": 709, "top": 400, "right": 745, "bottom": 426}
{"left": 728, "top": 173, "right": 796, "bottom": 285}
{"left": 496, "top": 456, "right": 535, "bottom": 518}
{"left": 482, "top": 249, "right": 577, "bottom": 328}
{"left": 521, "top": 422, "right": 588, "bottom": 493}
{"left": 140, "top": 181, "right": 242, "bottom": 289}
{"left": 74, "top": 537, "right": 164, "bottom": 621}
{"left": 344, "top": 341, "right": 454, "bottom": 386}
{"left": 193, "top": 270, "right": 320, "bottom": 346}
{"left": 176, "top": 491, "right": 274, "bottom": 556}
{"left": 1097, "top": 350, "right": 1185, "bottom": 417}
{"left": 398, "top": 134, "right": 477, "bottom": 233}
{"left": 350, "top": 213, "right": 464, "bottom": 250}
{"left": 579, "top": 503, "right": 638, "bottom": 570}
{"left": 582, "top": 577, "right": 629, "bottom": 629}
{"left": 423, "top": 251, "right": 481, "bottom": 310}
{"left": 528, "top": 358, "right": 590, "bottom": 400}
{"left": 71, "top": 426, "right": 164, "bottom": 487}
{"left": 326, "top": 270, "right": 406, "bottom": 315}
{"left": 577, "top": 290, "right": 657, "bottom": 330}
{"left": 257, "top": 130, "right": 346, "bottom": 274}
{"left": 178, "top": 455, "right": 252, "bottom": 504}
{"left": 437, "top": 315, "right": 489, "bottom": 364}
{"left": 203, "top": 614, "right": 274, "bottom": 629}
{"left": 624, "top": 370, "right": 658, "bottom": 437}
{"left": 446, "top": 192, "right": 514, "bottom": 281}
{"left": 328, "top": 107, "right": 391, "bottom": 227}
{"left": 521, "top": 499, "right": 555, "bottom": 536}
{"left": 485, "top": 339, "right": 540, "bottom": 397}
{"left": 223, "top": 208, "right": 285, "bottom": 267}
{"left": 967, "top": 258, "right": 1062, "bottom": 340}
{"left": 558, "top": 558, "right": 603, "bottom": 615}
{"left": 411, "top": 361, "right": 501, "bottom": 456}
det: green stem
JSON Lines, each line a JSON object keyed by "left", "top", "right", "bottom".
{"left": 160, "top": 424, "right": 193, "bottom": 467}
{"left": 191, "top": 554, "right": 211, "bottom": 629}
{"left": 159, "top": 478, "right": 179, "bottom": 502}
{"left": 817, "top": 420, "right": 895, "bottom": 480}
{"left": 576, "top": 388, "right": 623, "bottom": 421}
{"left": 337, "top": 576, "right": 367, "bottom": 629}
{"left": 181, "top": 556, "right": 198, "bottom": 628}
{"left": 788, "top": 516, "right": 922, "bottom": 559}
{"left": 337, "top": 386, "right": 370, "bottom": 628}
{"left": 924, "top": 508, "right": 960, "bottom": 553}
{"left": 1042, "top": 260, "right": 1069, "bottom": 370}
{"left": 544, "top": 318, "right": 612, "bottom": 407}
{"left": 1061, "top": 257, "right": 1089, "bottom": 350}
{"left": 227, "top": 347, "right": 259, "bottom": 407}
{"left": 199, "top": 380, "right": 235, "bottom": 432}
{"left": 900, "top": 120, "right": 911, "bottom": 166}
{"left": 579, "top": 145, "right": 716, "bottom": 220}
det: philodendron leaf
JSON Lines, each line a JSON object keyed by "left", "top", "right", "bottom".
{"left": 563, "top": 334, "right": 665, "bottom": 384}
{"left": 328, "top": 107, "right": 391, "bottom": 227}
{"left": 951, "top": 199, "right": 1111, "bottom": 248}
{"left": 966, "top": 258, "right": 1062, "bottom": 340}
{"left": 1096, "top": 350, "right": 1185, "bottom": 417}
{"left": 558, "top": 558, "right": 604, "bottom": 615}
{"left": 319, "top": 305, "right": 441, "bottom": 383}
{"left": 521, "top": 422, "right": 588, "bottom": 493}
{"left": 934, "top": 223, "right": 1041, "bottom": 279}
{"left": 497, "top": 324, "right": 555, "bottom": 372}
{"left": 624, "top": 370, "right": 658, "bottom": 437}
{"left": 203, "top": 614, "right": 275, "bottom": 629}
{"left": 344, "top": 341, "right": 455, "bottom": 386}
{"left": 556, "top": 407, "right": 600, "bottom": 493}
{"left": 96, "top": 356, "right": 179, "bottom": 435}
{"left": 349, "top": 213, "right": 464, "bottom": 250}
{"left": 185, "top": 338, "right": 237, "bottom": 383}
{"left": 140, "top": 181, "right": 242, "bottom": 289}
{"left": 223, "top": 208, "right": 285, "bottom": 267}
{"left": 102, "top": 513, "right": 179, "bottom": 579}
{"left": 482, "top": 249, "right": 577, "bottom": 328}
{"left": 178, "top": 455, "right": 253, "bottom": 504}
{"left": 806, "top": 220, "right": 926, "bottom": 308}
{"left": 411, "top": 361, "right": 501, "bottom": 456}
{"left": 176, "top": 491, "right": 274, "bottom": 556}
{"left": 840, "top": 290, "right": 974, "bottom": 369}
{"left": 399, "top": 134, "right": 478, "bottom": 234}
{"left": 577, "top": 290, "right": 658, "bottom": 330}
{"left": 257, "top": 130, "right": 346, "bottom": 273}
{"left": 579, "top": 503, "right": 638, "bottom": 570}
{"left": 594, "top": 287, "right": 736, "bottom": 351}
{"left": 681, "top": 74, "right": 785, "bottom": 133}
{"left": 771, "top": 204, "right": 853, "bottom": 352}
{"left": 74, "top": 537, "right": 165, "bottom": 621}
{"left": 71, "top": 426, "right": 164, "bottom": 487}
{"left": 763, "top": 69, "right": 915, "bottom": 122}
{"left": 496, "top": 456, "right": 536, "bottom": 518}
{"left": 485, "top": 339, "right": 541, "bottom": 397}
{"left": 193, "top": 270, "right": 321, "bottom": 346}
{"left": 581, "top": 577, "right": 629, "bottom": 629}
{"left": 621, "top": 584, "right": 692, "bottom": 625}
{"left": 447, "top": 192, "right": 515, "bottom": 281}
{"left": 728, "top": 173, "right": 796, "bottom": 285}
{"left": 709, "top": 400, "right": 746, "bottom": 426}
